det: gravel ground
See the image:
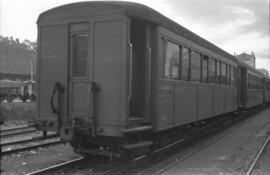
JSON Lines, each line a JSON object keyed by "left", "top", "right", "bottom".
{"left": 1, "top": 143, "right": 81, "bottom": 175}
{"left": 161, "top": 108, "right": 270, "bottom": 175}
{"left": 230, "top": 124, "right": 270, "bottom": 174}
{"left": 251, "top": 131, "right": 270, "bottom": 175}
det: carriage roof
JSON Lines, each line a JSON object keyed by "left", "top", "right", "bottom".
{"left": 237, "top": 61, "right": 265, "bottom": 77}
{"left": 38, "top": 1, "right": 237, "bottom": 63}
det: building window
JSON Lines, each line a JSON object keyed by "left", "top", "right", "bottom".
{"left": 164, "top": 41, "right": 180, "bottom": 79}
{"left": 182, "top": 47, "right": 190, "bottom": 81}
{"left": 191, "top": 51, "right": 201, "bottom": 82}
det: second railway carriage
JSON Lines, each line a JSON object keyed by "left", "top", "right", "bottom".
{"left": 263, "top": 77, "right": 270, "bottom": 103}
{"left": 237, "top": 61, "right": 264, "bottom": 108}
{"left": 36, "top": 1, "right": 239, "bottom": 157}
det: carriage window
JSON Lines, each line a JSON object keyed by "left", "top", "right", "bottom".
{"left": 250, "top": 75, "right": 252, "bottom": 89}
{"left": 227, "top": 65, "right": 231, "bottom": 85}
{"left": 216, "top": 61, "right": 221, "bottom": 84}
{"left": 248, "top": 74, "right": 251, "bottom": 89}
{"left": 252, "top": 76, "right": 255, "bottom": 89}
{"left": 221, "top": 63, "right": 226, "bottom": 85}
{"left": 247, "top": 74, "right": 249, "bottom": 88}
{"left": 182, "top": 47, "right": 190, "bottom": 81}
{"left": 249, "top": 74, "right": 252, "bottom": 89}
{"left": 208, "top": 58, "right": 215, "bottom": 84}
{"left": 255, "top": 76, "right": 257, "bottom": 89}
{"left": 191, "top": 51, "right": 201, "bottom": 82}
{"left": 72, "top": 34, "right": 88, "bottom": 77}
{"left": 202, "top": 56, "right": 208, "bottom": 83}
{"left": 164, "top": 41, "right": 180, "bottom": 79}
{"left": 231, "top": 67, "right": 235, "bottom": 85}
{"left": 252, "top": 75, "right": 255, "bottom": 89}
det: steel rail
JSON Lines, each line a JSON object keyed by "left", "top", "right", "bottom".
{"left": 1, "top": 133, "right": 58, "bottom": 147}
{"left": 245, "top": 135, "right": 270, "bottom": 175}
{"left": 0, "top": 123, "right": 35, "bottom": 133}
{"left": 1, "top": 140, "right": 62, "bottom": 155}
{"left": 25, "top": 157, "right": 84, "bottom": 175}
{"left": 1, "top": 128, "right": 36, "bottom": 137}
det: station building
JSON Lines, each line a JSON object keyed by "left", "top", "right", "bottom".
{"left": 236, "top": 52, "right": 256, "bottom": 68}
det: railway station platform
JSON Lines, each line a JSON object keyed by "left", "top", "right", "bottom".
{"left": 161, "top": 107, "right": 270, "bottom": 175}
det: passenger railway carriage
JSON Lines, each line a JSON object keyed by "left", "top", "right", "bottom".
{"left": 237, "top": 62, "right": 265, "bottom": 108}
{"left": 35, "top": 1, "right": 269, "bottom": 158}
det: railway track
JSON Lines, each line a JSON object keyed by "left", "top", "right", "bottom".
{"left": 1, "top": 124, "right": 62, "bottom": 155}
{"left": 245, "top": 135, "right": 270, "bottom": 175}
{"left": 1, "top": 133, "right": 59, "bottom": 147}
{"left": 1, "top": 137, "right": 62, "bottom": 155}
{"left": 25, "top": 157, "right": 85, "bottom": 175}
{"left": 138, "top": 107, "right": 268, "bottom": 175}
{"left": 1, "top": 124, "right": 36, "bottom": 137}
{"left": 22, "top": 106, "right": 268, "bottom": 175}
{"left": 112, "top": 107, "right": 267, "bottom": 175}
{"left": 1, "top": 123, "right": 35, "bottom": 132}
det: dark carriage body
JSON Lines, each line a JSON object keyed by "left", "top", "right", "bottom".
{"left": 237, "top": 61, "right": 264, "bottom": 108}
{"left": 36, "top": 1, "right": 253, "bottom": 157}
{"left": 263, "top": 77, "right": 270, "bottom": 103}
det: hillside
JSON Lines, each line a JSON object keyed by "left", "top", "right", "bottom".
{"left": 0, "top": 35, "right": 36, "bottom": 76}
{"left": 0, "top": 55, "right": 36, "bottom": 75}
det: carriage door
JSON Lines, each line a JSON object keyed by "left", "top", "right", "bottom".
{"left": 129, "top": 20, "right": 151, "bottom": 121}
{"left": 239, "top": 68, "right": 247, "bottom": 106}
{"left": 68, "top": 23, "right": 92, "bottom": 122}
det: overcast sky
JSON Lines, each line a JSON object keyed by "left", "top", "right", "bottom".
{"left": 1, "top": 0, "right": 269, "bottom": 71}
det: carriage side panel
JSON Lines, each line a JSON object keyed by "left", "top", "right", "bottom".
{"left": 37, "top": 24, "right": 68, "bottom": 131}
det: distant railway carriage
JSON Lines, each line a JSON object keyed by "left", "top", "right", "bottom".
{"left": 35, "top": 1, "right": 270, "bottom": 158}
{"left": 237, "top": 62, "right": 265, "bottom": 108}
{"left": 263, "top": 77, "right": 270, "bottom": 103}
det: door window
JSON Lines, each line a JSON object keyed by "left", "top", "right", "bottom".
{"left": 72, "top": 34, "right": 88, "bottom": 77}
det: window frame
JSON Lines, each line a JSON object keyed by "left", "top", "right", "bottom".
{"left": 202, "top": 55, "right": 209, "bottom": 83}
{"left": 163, "top": 40, "right": 181, "bottom": 80}
{"left": 208, "top": 57, "right": 216, "bottom": 84}
{"left": 190, "top": 50, "right": 202, "bottom": 82}
{"left": 70, "top": 33, "right": 90, "bottom": 79}
{"left": 181, "top": 46, "right": 191, "bottom": 81}
{"left": 216, "top": 60, "right": 221, "bottom": 85}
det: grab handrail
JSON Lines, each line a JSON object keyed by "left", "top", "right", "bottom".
{"left": 50, "top": 82, "right": 64, "bottom": 133}
{"left": 147, "top": 45, "right": 152, "bottom": 97}
{"left": 129, "top": 41, "right": 133, "bottom": 99}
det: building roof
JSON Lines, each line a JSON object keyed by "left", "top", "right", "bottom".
{"left": 38, "top": 1, "right": 237, "bottom": 63}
